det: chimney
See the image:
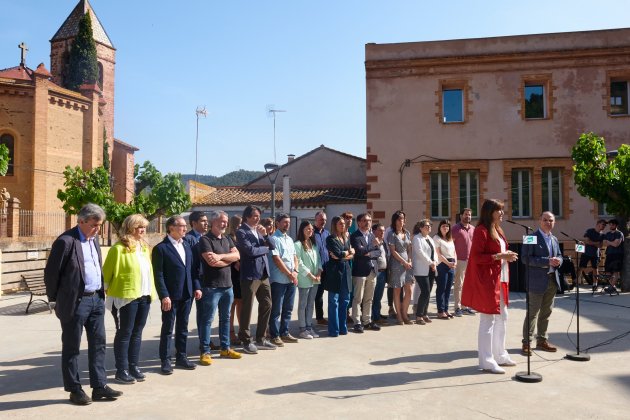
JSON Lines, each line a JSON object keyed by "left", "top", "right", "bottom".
{"left": 287, "top": 154, "right": 295, "bottom": 163}
{"left": 283, "top": 175, "right": 291, "bottom": 214}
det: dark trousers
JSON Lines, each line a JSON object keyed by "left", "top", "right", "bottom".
{"left": 238, "top": 278, "right": 272, "bottom": 344}
{"left": 60, "top": 294, "right": 107, "bottom": 392}
{"left": 415, "top": 273, "right": 435, "bottom": 317}
{"left": 269, "top": 282, "right": 296, "bottom": 337}
{"left": 435, "top": 262, "right": 454, "bottom": 313}
{"left": 160, "top": 297, "right": 193, "bottom": 361}
{"left": 315, "top": 268, "right": 326, "bottom": 320}
{"left": 372, "top": 271, "right": 387, "bottom": 320}
{"left": 112, "top": 296, "right": 151, "bottom": 371}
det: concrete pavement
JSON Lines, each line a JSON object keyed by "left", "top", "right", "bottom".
{"left": 1, "top": 287, "right": 629, "bottom": 419}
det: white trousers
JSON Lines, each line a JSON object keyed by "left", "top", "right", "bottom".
{"left": 477, "top": 289, "right": 511, "bottom": 369}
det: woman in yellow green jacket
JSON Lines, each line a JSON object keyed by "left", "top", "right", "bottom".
{"left": 103, "top": 214, "right": 157, "bottom": 385}
{"left": 295, "top": 221, "right": 323, "bottom": 339}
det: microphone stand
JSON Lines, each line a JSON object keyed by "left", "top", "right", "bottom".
{"left": 507, "top": 220, "right": 542, "bottom": 383}
{"left": 560, "top": 231, "right": 591, "bottom": 362}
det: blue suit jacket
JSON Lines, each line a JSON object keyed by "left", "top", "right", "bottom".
{"left": 350, "top": 230, "right": 380, "bottom": 277}
{"left": 236, "top": 223, "right": 275, "bottom": 281}
{"left": 152, "top": 236, "right": 199, "bottom": 300}
{"left": 523, "top": 229, "right": 563, "bottom": 294}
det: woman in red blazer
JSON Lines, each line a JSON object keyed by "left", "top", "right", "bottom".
{"left": 462, "top": 199, "right": 518, "bottom": 374}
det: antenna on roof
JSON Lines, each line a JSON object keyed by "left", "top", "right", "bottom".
{"left": 267, "top": 105, "right": 286, "bottom": 164}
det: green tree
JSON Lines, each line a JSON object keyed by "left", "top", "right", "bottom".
{"left": 64, "top": 11, "right": 98, "bottom": 91}
{"left": 0, "top": 143, "right": 9, "bottom": 176}
{"left": 102, "top": 128, "right": 110, "bottom": 171}
{"left": 57, "top": 162, "right": 191, "bottom": 232}
{"left": 572, "top": 132, "right": 630, "bottom": 291}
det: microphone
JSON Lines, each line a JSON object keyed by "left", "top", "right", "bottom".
{"left": 506, "top": 219, "right": 534, "bottom": 231}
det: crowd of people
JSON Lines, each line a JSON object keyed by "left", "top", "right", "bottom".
{"left": 43, "top": 200, "right": 621, "bottom": 405}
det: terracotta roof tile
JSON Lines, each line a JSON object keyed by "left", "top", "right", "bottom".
{"left": 0, "top": 65, "right": 33, "bottom": 81}
{"left": 195, "top": 185, "right": 366, "bottom": 208}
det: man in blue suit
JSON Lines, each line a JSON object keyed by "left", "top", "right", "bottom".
{"left": 152, "top": 215, "right": 202, "bottom": 374}
{"left": 522, "top": 211, "right": 563, "bottom": 355}
{"left": 236, "top": 205, "right": 276, "bottom": 354}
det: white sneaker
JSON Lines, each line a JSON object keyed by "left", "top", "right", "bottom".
{"left": 298, "top": 330, "right": 313, "bottom": 339}
{"left": 308, "top": 328, "right": 319, "bottom": 338}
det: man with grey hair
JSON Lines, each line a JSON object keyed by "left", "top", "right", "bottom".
{"left": 153, "top": 215, "right": 201, "bottom": 374}
{"left": 45, "top": 203, "right": 122, "bottom": 405}
{"left": 521, "top": 211, "right": 563, "bottom": 355}
{"left": 197, "top": 210, "right": 242, "bottom": 363}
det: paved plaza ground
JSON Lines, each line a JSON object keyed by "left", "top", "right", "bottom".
{"left": 1, "top": 287, "right": 629, "bottom": 419}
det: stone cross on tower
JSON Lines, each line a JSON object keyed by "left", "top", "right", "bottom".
{"left": 18, "top": 42, "right": 28, "bottom": 66}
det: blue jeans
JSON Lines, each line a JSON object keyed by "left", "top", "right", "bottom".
{"left": 328, "top": 274, "right": 350, "bottom": 337}
{"left": 159, "top": 298, "right": 193, "bottom": 361}
{"left": 297, "top": 285, "right": 319, "bottom": 330}
{"left": 112, "top": 295, "right": 151, "bottom": 371}
{"left": 269, "top": 282, "right": 297, "bottom": 338}
{"left": 197, "top": 286, "right": 234, "bottom": 352}
{"left": 435, "top": 262, "right": 454, "bottom": 313}
{"left": 61, "top": 294, "right": 106, "bottom": 392}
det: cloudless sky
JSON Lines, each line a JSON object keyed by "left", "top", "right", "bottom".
{"left": 1, "top": 1, "right": 628, "bottom": 176}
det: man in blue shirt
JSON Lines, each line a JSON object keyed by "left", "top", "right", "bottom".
{"left": 268, "top": 213, "right": 299, "bottom": 345}
{"left": 44, "top": 204, "right": 122, "bottom": 405}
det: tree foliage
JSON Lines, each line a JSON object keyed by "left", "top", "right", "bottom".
{"left": 572, "top": 132, "right": 630, "bottom": 291}
{"left": 572, "top": 132, "right": 630, "bottom": 218}
{"left": 64, "top": 11, "right": 98, "bottom": 91}
{"left": 102, "top": 128, "right": 110, "bottom": 171}
{"left": 0, "top": 143, "right": 9, "bottom": 176}
{"left": 57, "top": 162, "right": 191, "bottom": 232}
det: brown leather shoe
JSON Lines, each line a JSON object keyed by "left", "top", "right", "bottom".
{"left": 536, "top": 340, "right": 558, "bottom": 352}
{"left": 521, "top": 343, "right": 532, "bottom": 356}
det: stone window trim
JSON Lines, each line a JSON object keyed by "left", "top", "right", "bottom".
{"left": 503, "top": 158, "right": 573, "bottom": 221}
{"left": 519, "top": 74, "right": 555, "bottom": 120}
{"left": 605, "top": 70, "right": 630, "bottom": 117}
{"left": 435, "top": 78, "right": 472, "bottom": 124}
{"left": 421, "top": 160, "right": 488, "bottom": 220}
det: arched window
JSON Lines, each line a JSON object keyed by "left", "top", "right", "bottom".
{"left": 97, "top": 62, "right": 104, "bottom": 89}
{"left": 0, "top": 133, "right": 14, "bottom": 176}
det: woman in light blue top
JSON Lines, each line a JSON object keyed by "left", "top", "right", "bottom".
{"left": 294, "top": 221, "right": 323, "bottom": 339}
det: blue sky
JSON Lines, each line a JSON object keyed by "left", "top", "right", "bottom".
{"left": 1, "top": 1, "right": 628, "bottom": 176}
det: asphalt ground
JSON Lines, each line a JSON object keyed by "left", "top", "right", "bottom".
{"left": 1, "top": 286, "right": 629, "bottom": 419}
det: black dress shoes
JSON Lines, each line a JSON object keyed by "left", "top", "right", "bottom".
{"left": 129, "top": 365, "right": 146, "bottom": 382}
{"left": 115, "top": 369, "right": 136, "bottom": 384}
{"left": 69, "top": 388, "right": 92, "bottom": 405}
{"left": 92, "top": 385, "right": 123, "bottom": 401}
{"left": 160, "top": 359, "right": 173, "bottom": 375}
{"left": 364, "top": 322, "right": 381, "bottom": 331}
{"left": 175, "top": 356, "right": 196, "bottom": 370}
{"left": 353, "top": 324, "right": 364, "bottom": 333}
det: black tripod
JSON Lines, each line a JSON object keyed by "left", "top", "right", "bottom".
{"left": 507, "top": 220, "right": 542, "bottom": 383}
{"left": 560, "top": 231, "right": 591, "bottom": 362}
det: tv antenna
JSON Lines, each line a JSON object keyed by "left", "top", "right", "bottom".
{"left": 267, "top": 105, "right": 286, "bottom": 164}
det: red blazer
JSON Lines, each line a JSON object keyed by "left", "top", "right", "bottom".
{"left": 461, "top": 224, "right": 509, "bottom": 314}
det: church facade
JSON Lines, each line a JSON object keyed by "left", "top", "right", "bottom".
{"left": 0, "top": 0, "right": 135, "bottom": 214}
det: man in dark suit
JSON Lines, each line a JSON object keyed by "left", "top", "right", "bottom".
{"left": 152, "top": 215, "right": 202, "bottom": 374}
{"left": 350, "top": 213, "right": 382, "bottom": 333}
{"left": 236, "top": 205, "right": 276, "bottom": 354}
{"left": 522, "top": 211, "right": 563, "bottom": 355}
{"left": 44, "top": 203, "right": 122, "bottom": 405}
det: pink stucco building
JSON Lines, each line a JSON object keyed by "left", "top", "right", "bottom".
{"left": 365, "top": 28, "right": 629, "bottom": 242}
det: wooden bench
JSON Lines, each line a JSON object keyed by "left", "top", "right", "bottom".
{"left": 21, "top": 272, "right": 52, "bottom": 314}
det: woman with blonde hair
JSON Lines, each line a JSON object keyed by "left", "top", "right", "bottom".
{"left": 228, "top": 214, "right": 243, "bottom": 343}
{"left": 103, "top": 214, "right": 157, "bottom": 384}
{"left": 462, "top": 199, "right": 518, "bottom": 374}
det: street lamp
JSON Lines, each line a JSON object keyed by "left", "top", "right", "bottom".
{"left": 264, "top": 163, "right": 280, "bottom": 221}
{"left": 195, "top": 106, "right": 207, "bottom": 184}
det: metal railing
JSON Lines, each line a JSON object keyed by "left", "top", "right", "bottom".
{"left": 18, "top": 210, "right": 69, "bottom": 237}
